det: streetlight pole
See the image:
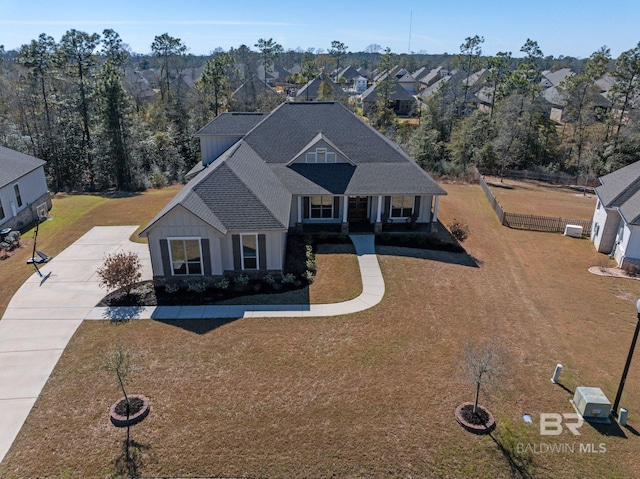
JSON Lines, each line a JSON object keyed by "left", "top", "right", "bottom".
{"left": 611, "top": 298, "right": 640, "bottom": 419}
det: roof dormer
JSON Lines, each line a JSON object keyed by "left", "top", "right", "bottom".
{"left": 287, "top": 133, "right": 355, "bottom": 166}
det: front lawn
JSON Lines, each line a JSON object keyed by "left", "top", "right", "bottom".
{"left": 3, "top": 183, "right": 640, "bottom": 478}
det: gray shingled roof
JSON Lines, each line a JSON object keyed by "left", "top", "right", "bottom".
{"left": 140, "top": 143, "right": 290, "bottom": 235}
{"left": 244, "top": 102, "right": 412, "bottom": 165}
{"left": 596, "top": 160, "right": 640, "bottom": 225}
{"left": 541, "top": 68, "right": 575, "bottom": 87}
{"left": 194, "top": 112, "right": 267, "bottom": 137}
{"left": 296, "top": 74, "right": 345, "bottom": 99}
{"left": 142, "top": 101, "right": 445, "bottom": 235}
{"left": 360, "top": 75, "right": 416, "bottom": 102}
{"left": 0, "top": 146, "right": 46, "bottom": 189}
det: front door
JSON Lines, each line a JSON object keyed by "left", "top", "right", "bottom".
{"left": 348, "top": 196, "right": 368, "bottom": 221}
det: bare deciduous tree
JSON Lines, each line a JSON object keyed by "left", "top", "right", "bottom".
{"left": 464, "top": 342, "right": 503, "bottom": 413}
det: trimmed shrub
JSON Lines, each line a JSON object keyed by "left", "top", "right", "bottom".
{"left": 97, "top": 251, "right": 142, "bottom": 295}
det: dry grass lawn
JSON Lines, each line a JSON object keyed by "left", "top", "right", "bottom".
{"left": 484, "top": 175, "right": 596, "bottom": 220}
{"left": 3, "top": 181, "right": 640, "bottom": 478}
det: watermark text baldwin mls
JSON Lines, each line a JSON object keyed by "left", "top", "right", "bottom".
{"left": 517, "top": 443, "right": 607, "bottom": 454}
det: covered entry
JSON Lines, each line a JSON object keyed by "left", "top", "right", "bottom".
{"left": 348, "top": 196, "right": 368, "bottom": 221}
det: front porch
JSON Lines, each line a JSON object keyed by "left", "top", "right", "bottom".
{"left": 292, "top": 194, "right": 441, "bottom": 235}
{"left": 293, "top": 220, "right": 438, "bottom": 236}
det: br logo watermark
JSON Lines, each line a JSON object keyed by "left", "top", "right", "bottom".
{"left": 540, "top": 413, "right": 583, "bottom": 436}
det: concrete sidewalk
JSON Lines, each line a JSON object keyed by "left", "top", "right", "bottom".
{"left": 86, "top": 233, "right": 384, "bottom": 320}
{"left": 0, "top": 227, "right": 384, "bottom": 464}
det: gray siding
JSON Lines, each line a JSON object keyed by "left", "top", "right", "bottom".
{"left": 200, "top": 136, "right": 242, "bottom": 166}
{"left": 146, "top": 205, "right": 225, "bottom": 276}
{"left": 0, "top": 167, "right": 49, "bottom": 228}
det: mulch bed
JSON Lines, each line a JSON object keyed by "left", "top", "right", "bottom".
{"left": 97, "top": 279, "right": 306, "bottom": 307}
{"left": 455, "top": 402, "right": 496, "bottom": 434}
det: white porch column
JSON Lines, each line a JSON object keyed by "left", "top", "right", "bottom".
{"left": 297, "top": 196, "right": 303, "bottom": 223}
{"left": 432, "top": 196, "right": 440, "bottom": 222}
{"left": 342, "top": 195, "right": 348, "bottom": 221}
{"left": 376, "top": 195, "right": 383, "bottom": 222}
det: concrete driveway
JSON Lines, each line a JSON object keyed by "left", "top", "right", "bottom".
{"left": 0, "top": 226, "right": 149, "bottom": 463}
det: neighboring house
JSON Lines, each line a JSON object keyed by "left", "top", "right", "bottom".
{"left": 397, "top": 73, "right": 420, "bottom": 94}
{"left": 296, "top": 74, "right": 346, "bottom": 101}
{"left": 232, "top": 75, "right": 278, "bottom": 111}
{"left": 540, "top": 68, "right": 575, "bottom": 88}
{"left": 140, "top": 102, "right": 446, "bottom": 279}
{"left": 0, "top": 146, "right": 51, "bottom": 231}
{"left": 123, "top": 70, "right": 158, "bottom": 107}
{"left": 591, "top": 160, "right": 640, "bottom": 267}
{"left": 353, "top": 76, "right": 368, "bottom": 93}
{"left": 361, "top": 74, "right": 417, "bottom": 117}
{"left": 416, "top": 66, "right": 449, "bottom": 88}
{"left": 417, "top": 75, "right": 452, "bottom": 101}
{"left": 257, "top": 64, "right": 291, "bottom": 87}
{"left": 336, "top": 65, "right": 360, "bottom": 85}
{"left": 542, "top": 86, "right": 569, "bottom": 122}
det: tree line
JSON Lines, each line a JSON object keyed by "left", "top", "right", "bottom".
{"left": 1, "top": 30, "right": 639, "bottom": 193}
{"left": 398, "top": 37, "right": 640, "bottom": 180}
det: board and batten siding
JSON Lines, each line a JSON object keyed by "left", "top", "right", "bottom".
{"left": 145, "top": 205, "right": 225, "bottom": 277}
{"left": 200, "top": 136, "right": 242, "bottom": 166}
{"left": 224, "top": 231, "right": 287, "bottom": 271}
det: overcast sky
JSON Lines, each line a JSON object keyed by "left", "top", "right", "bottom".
{"left": 1, "top": 0, "right": 638, "bottom": 58}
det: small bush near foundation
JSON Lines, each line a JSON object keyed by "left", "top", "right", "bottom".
{"left": 186, "top": 279, "right": 208, "bottom": 293}
{"left": 448, "top": 219, "right": 470, "bottom": 243}
{"left": 97, "top": 251, "right": 142, "bottom": 295}
{"left": 623, "top": 263, "right": 640, "bottom": 277}
{"left": 233, "top": 274, "right": 250, "bottom": 286}
{"left": 281, "top": 273, "right": 296, "bottom": 284}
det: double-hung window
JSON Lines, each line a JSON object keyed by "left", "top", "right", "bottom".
{"left": 390, "top": 196, "right": 414, "bottom": 218}
{"left": 13, "top": 184, "right": 22, "bottom": 208}
{"left": 241, "top": 234, "right": 258, "bottom": 270}
{"left": 310, "top": 196, "right": 334, "bottom": 219}
{"left": 169, "top": 238, "right": 203, "bottom": 275}
{"left": 0, "top": 201, "right": 4, "bottom": 220}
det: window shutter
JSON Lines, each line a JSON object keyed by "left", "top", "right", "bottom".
{"left": 303, "top": 197, "right": 310, "bottom": 219}
{"left": 258, "top": 234, "right": 267, "bottom": 270}
{"left": 232, "top": 235, "right": 241, "bottom": 270}
{"left": 201, "top": 239, "right": 212, "bottom": 275}
{"left": 384, "top": 196, "right": 391, "bottom": 217}
{"left": 414, "top": 196, "right": 421, "bottom": 217}
{"left": 159, "top": 239, "right": 171, "bottom": 276}
{"left": 333, "top": 197, "right": 339, "bottom": 218}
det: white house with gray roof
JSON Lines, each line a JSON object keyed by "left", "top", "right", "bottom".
{"left": 591, "top": 160, "right": 640, "bottom": 267}
{"left": 0, "top": 146, "right": 51, "bottom": 231}
{"left": 140, "top": 102, "right": 446, "bottom": 278}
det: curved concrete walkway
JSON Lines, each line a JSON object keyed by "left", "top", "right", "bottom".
{"left": 0, "top": 226, "right": 384, "bottom": 463}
